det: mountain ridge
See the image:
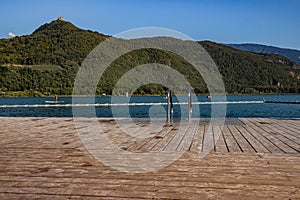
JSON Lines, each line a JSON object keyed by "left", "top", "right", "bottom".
{"left": 228, "top": 43, "right": 300, "bottom": 65}
{"left": 0, "top": 19, "right": 299, "bottom": 96}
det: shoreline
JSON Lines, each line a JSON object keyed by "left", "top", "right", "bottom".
{"left": 0, "top": 116, "right": 300, "bottom": 120}
{"left": 1, "top": 93, "right": 300, "bottom": 98}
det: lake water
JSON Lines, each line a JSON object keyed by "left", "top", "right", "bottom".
{"left": 0, "top": 94, "right": 299, "bottom": 118}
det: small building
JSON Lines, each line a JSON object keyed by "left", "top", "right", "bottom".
{"left": 57, "top": 16, "right": 64, "bottom": 21}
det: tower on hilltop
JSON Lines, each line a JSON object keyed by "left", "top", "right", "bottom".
{"left": 57, "top": 16, "right": 64, "bottom": 21}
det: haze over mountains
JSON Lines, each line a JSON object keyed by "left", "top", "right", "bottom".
{"left": 0, "top": 18, "right": 299, "bottom": 96}
{"left": 228, "top": 43, "right": 300, "bottom": 65}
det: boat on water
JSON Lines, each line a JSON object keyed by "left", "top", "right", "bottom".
{"left": 45, "top": 95, "right": 64, "bottom": 104}
{"left": 45, "top": 100, "right": 64, "bottom": 104}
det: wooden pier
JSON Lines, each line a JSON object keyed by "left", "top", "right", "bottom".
{"left": 0, "top": 117, "right": 299, "bottom": 199}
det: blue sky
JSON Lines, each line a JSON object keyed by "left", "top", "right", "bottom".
{"left": 1, "top": 0, "right": 300, "bottom": 49}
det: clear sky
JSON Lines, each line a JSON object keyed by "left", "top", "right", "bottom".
{"left": 1, "top": 0, "right": 300, "bottom": 50}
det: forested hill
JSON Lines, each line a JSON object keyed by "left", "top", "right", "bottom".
{"left": 201, "top": 41, "right": 300, "bottom": 94}
{"left": 0, "top": 18, "right": 300, "bottom": 96}
{"left": 0, "top": 18, "right": 108, "bottom": 69}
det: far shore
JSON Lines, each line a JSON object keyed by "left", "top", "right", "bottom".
{"left": 1, "top": 92, "right": 299, "bottom": 98}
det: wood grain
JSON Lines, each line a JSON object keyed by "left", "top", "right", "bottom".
{"left": 0, "top": 117, "right": 299, "bottom": 199}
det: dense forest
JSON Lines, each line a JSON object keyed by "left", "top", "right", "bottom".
{"left": 0, "top": 18, "right": 300, "bottom": 96}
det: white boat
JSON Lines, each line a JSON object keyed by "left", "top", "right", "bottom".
{"left": 45, "top": 100, "right": 64, "bottom": 104}
{"left": 45, "top": 95, "right": 64, "bottom": 104}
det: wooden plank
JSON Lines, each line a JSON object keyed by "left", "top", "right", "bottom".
{"left": 251, "top": 118, "right": 300, "bottom": 150}
{"left": 201, "top": 125, "right": 215, "bottom": 153}
{"left": 151, "top": 126, "right": 178, "bottom": 152}
{"left": 102, "top": 123, "right": 137, "bottom": 149}
{"left": 214, "top": 126, "right": 229, "bottom": 153}
{"left": 262, "top": 118, "right": 300, "bottom": 134}
{"left": 241, "top": 118, "right": 283, "bottom": 153}
{"left": 239, "top": 118, "right": 256, "bottom": 126}
{"left": 281, "top": 119, "right": 300, "bottom": 130}
{"left": 136, "top": 125, "right": 175, "bottom": 152}
{"left": 133, "top": 123, "right": 163, "bottom": 138}
{"left": 237, "top": 125, "right": 270, "bottom": 153}
{"left": 224, "top": 118, "right": 245, "bottom": 126}
{"left": 248, "top": 118, "right": 297, "bottom": 154}
{"left": 164, "top": 125, "right": 190, "bottom": 151}
{"left": 177, "top": 124, "right": 198, "bottom": 152}
{"left": 227, "top": 125, "right": 256, "bottom": 153}
{"left": 253, "top": 124, "right": 299, "bottom": 154}
{"left": 222, "top": 125, "right": 241, "bottom": 152}
{"left": 275, "top": 120, "right": 300, "bottom": 140}
{"left": 126, "top": 124, "right": 166, "bottom": 151}
{"left": 262, "top": 122, "right": 300, "bottom": 149}
{"left": 102, "top": 123, "right": 161, "bottom": 151}
{"left": 1, "top": 117, "right": 300, "bottom": 200}
{"left": 189, "top": 125, "right": 205, "bottom": 154}
{"left": 265, "top": 121, "right": 300, "bottom": 143}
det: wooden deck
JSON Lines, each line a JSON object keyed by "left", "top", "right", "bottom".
{"left": 0, "top": 117, "right": 299, "bottom": 199}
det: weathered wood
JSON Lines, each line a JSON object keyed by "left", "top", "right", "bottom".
{"left": 214, "top": 126, "right": 229, "bottom": 153}
{"left": 260, "top": 123, "right": 300, "bottom": 153}
{"left": 164, "top": 124, "right": 190, "bottom": 151}
{"left": 134, "top": 124, "right": 174, "bottom": 152}
{"left": 0, "top": 117, "right": 300, "bottom": 199}
{"left": 251, "top": 118, "right": 298, "bottom": 154}
{"left": 222, "top": 125, "right": 241, "bottom": 152}
{"left": 266, "top": 121, "right": 300, "bottom": 144}
{"left": 176, "top": 124, "right": 198, "bottom": 152}
{"left": 275, "top": 120, "right": 300, "bottom": 140}
{"left": 189, "top": 125, "right": 205, "bottom": 153}
{"left": 241, "top": 118, "right": 283, "bottom": 153}
{"left": 201, "top": 125, "right": 215, "bottom": 153}
{"left": 228, "top": 125, "right": 256, "bottom": 153}
{"left": 151, "top": 126, "right": 177, "bottom": 152}
{"left": 237, "top": 125, "right": 270, "bottom": 153}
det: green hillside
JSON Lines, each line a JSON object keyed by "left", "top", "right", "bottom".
{"left": 201, "top": 41, "right": 300, "bottom": 93}
{"left": 0, "top": 18, "right": 299, "bottom": 96}
{"left": 0, "top": 18, "right": 108, "bottom": 68}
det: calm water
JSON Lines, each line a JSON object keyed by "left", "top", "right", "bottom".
{"left": 0, "top": 94, "right": 299, "bottom": 118}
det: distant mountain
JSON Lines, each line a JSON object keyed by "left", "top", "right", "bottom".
{"left": 0, "top": 18, "right": 300, "bottom": 96}
{"left": 228, "top": 43, "right": 300, "bottom": 65}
